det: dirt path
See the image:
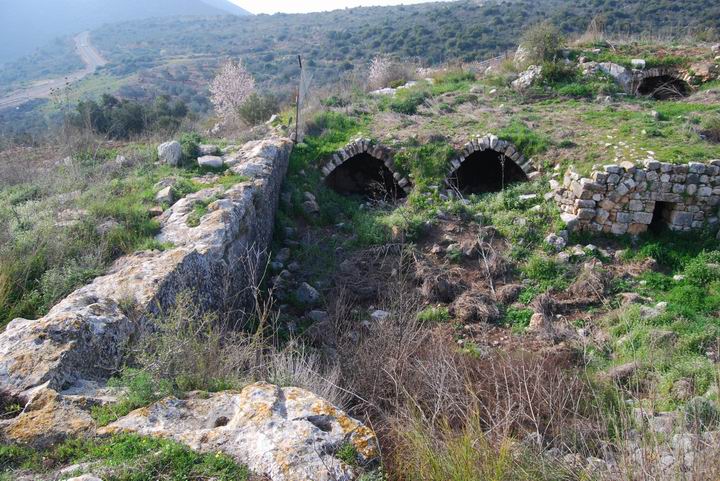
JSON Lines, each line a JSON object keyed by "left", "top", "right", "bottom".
{"left": 0, "top": 31, "right": 107, "bottom": 111}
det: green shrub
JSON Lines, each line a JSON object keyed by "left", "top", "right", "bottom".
{"left": 702, "top": 115, "right": 720, "bottom": 142}
{"left": 417, "top": 306, "right": 451, "bottom": 323}
{"left": 518, "top": 22, "right": 565, "bottom": 66}
{"left": 685, "top": 396, "right": 720, "bottom": 430}
{"left": 91, "top": 369, "right": 172, "bottom": 426}
{"left": 683, "top": 251, "right": 720, "bottom": 286}
{"left": 179, "top": 132, "right": 202, "bottom": 162}
{"left": 504, "top": 306, "right": 534, "bottom": 332}
{"left": 336, "top": 443, "right": 359, "bottom": 467}
{"left": 498, "top": 120, "right": 550, "bottom": 158}
{"left": 522, "top": 254, "right": 567, "bottom": 290}
{"left": 237, "top": 92, "right": 279, "bottom": 125}
{"left": 387, "top": 89, "right": 430, "bottom": 115}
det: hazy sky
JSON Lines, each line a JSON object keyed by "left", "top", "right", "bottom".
{"left": 231, "top": 0, "right": 450, "bottom": 14}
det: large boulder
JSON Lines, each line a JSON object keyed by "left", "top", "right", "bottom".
{"left": 158, "top": 141, "right": 182, "bottom": 166}
{"left": 198, "top": 155, "right": 224, "bottom": 168}
{"left": 100, "top": 383, "right": 378, "bottom": 481}
{"left": 511, "top": 65, "right": 542, "bottom": 91}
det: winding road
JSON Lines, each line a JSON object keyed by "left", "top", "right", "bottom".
{"left": 0, "top": 31, "right": 107, "bottom": 111}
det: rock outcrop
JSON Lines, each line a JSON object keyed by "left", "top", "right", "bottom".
{"left": 0, "top": 136, "right": 292, "bottom": 444}
{"left": 157, "top": 140, "right": 182, "bottom": 166}
{"left": 101, "top": 382, "right": 379, "bottom": 481}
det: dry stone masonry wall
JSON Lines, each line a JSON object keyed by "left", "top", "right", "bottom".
{"left": 554, "top": 159, "right": 720, "bottom": 235}
{"left": 0, "top": 136, "right": 292, "bottom": 403}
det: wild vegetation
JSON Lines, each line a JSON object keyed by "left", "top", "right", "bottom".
{"left": 1, "top": 4, "right": 720, "bottom": 481}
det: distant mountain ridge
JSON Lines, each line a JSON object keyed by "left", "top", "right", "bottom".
{"left": 0, "top": 0, "right": 250, "bottom": 64}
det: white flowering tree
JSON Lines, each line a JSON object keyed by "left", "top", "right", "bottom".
{"left": 210, "top": 60, "right": 256, "bottom": 123}
{"left": 368, "top": 55, "right": 392, "bottom": 91}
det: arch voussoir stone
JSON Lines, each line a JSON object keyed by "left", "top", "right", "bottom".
{"left": 321, "top": 138, "right": 413, "bottom": 194}
{"left": 444, "top": 134, "right": 537, "bottom": 191}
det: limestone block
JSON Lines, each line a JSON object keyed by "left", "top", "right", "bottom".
{"left": 671, "top": 211, "right": 693, "bottom": 227}
{"left": 577, "top": 208, "right": 596, "bottom": 220}
{"left": 616, "top": 212, "right": 632, "bottom": 223}
{"left": 629, "top": 200, "right": 644, "bottom": 211}
{"left": 596, "top": 209, "right": 610, "bottom": 224}
{"left": 611, "top": 223, "right": 629, "bottom": 234}
{"left": 633, "top": 212, "right": 654, "bottom": 224}
{"left": 672, "top": 184, "right": 686, "bottom": 194}
{"left": 575, "top": 199, "right": 596, "bottom": 209}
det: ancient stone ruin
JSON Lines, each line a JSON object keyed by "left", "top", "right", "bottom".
{"left": 321, "top": 138, "right": 412, "bottom": 199}
{"left": 633, "top": 68, "right": 692, "bottom": 100}
{"left": 554, "top": 159, "right": 720, "bottom": 235}
{"left": 444, "top": 134, "right": 538, "bottom": 195}
{"left": 582, "top": 62, "right": 695, "bottom": 100}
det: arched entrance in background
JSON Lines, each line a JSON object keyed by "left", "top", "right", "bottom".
{"left": 635, "top": 69, "right": 691, "bottom": 100}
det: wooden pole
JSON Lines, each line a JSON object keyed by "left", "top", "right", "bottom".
{"left": 295, "top": 55, "right": 302, "bottom": 144}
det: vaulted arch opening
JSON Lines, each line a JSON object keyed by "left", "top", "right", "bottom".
{"left": 448, "top": 150, "right": 528, "bottom": 195}
{"left": 325, "top": 153, "right": 406, "bottom": 200}
{"left": 637, "top": 75, "right": 690, "bottom": 100}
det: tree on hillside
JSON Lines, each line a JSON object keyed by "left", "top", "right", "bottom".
{"left": 516, "top": 22, "right": 565, "bottom": 67}
{"left": 210, "top": 59, "right": 256, "bottom": 123}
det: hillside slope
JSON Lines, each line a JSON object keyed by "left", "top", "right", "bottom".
{"left": 0, "top": 0, "right": 249, "bottom": 64}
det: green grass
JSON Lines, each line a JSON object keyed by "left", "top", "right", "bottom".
{"left": 0, "top": 144, "right": 246, "bottom": 330}
{"left": 0, "top": 434, "right": 249, "bottom": 481}
{"left": 582, "top": 102, "right": 720, "bottom": 163}
{"left": 503, "top": 306, "right": 534, "bottom": 333}
{"left": 588, "top": 232, "right": 720, "bottom": 410}
{"left": 91, "top": 369, "right": 173, "bottom": 426}
{"left": 418, "top": 306, "right": 451, "bottom": 323}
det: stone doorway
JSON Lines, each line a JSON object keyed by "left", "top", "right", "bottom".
{"left": 447, "top": 150, "right": 528, "bottom": 195}
{"left": 637, "top": 75, "right": 690, "bottom": 100}
{"left": 325, "top": 153, "right": 406, "bottom": 200}
{"left": 650, "top": 201, "right": 674, "bottom": 233}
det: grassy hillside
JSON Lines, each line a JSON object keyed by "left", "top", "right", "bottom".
{"left": 0, "top": 0, "right": 248, "bottom": 64}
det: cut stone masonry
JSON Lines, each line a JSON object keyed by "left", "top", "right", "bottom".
{"left": 554, "top": 159, "right": 720, "bottom": 235}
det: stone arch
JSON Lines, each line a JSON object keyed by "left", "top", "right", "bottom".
{"left": 444, "top": 134, "right": 537, "bottom": 195}
{"left": 634, "top": 68, "right": 692, "bottom": 100}
{"left": 321, "top": 138, "right": 412, "bottom": 199}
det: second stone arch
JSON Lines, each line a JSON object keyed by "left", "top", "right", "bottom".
{"left": 444, "top": 134, "right": 538, "bottom": 195}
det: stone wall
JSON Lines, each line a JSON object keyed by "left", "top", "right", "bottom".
{"left": 554, "top": 159, "right": 720, "bottom": 235}
{"left": 0, "top": 136, "right": 293, "bottom": 401}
